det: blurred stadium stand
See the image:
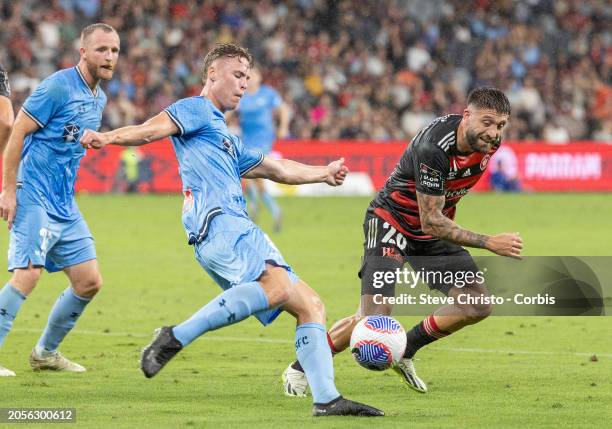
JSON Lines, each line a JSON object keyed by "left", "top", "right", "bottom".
{"left": 1, "top": 0, "right": 610, "bottom": 142}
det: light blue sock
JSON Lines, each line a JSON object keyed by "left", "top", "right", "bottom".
{"left": 0, "top": 283, "right": 26, "bottom": 348}
{"left": 37, "top": 287, "right": 91, "bottom": 353}
{"left": 295, "top": 322, "right": 341, "bottom": 404}
{"left": 172, "top": 281, "right": 269, "bottom": 347}
{"left": 260, "top": 190, "right": 281, "bottom": 220}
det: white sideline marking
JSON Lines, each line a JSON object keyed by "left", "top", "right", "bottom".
{"left": 12, "top": 328, "right": 612, "bottom": 358}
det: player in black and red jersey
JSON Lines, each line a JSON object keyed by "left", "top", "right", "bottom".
{"left": 282, "top": 87, "right": 523, "bottom": 396}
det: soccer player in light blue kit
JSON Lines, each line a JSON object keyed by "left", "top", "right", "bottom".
{"left": 236, "top": 66, "right": 289, "bottom": 231}
{"left": 0, "top": 24, "right": 120, "bottom": 376}
{"left": 81, "top": 44, "right": 383, "bottom": 417}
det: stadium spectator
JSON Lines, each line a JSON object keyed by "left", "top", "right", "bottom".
{"left": 0, "top": 0, "right": 609, "bottom": 141}
{"left": 490, "top": 160, "right": 522, "bottom": 192}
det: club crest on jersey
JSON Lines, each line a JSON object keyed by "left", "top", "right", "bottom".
{"left": 223, "top": 139, "right": 236, "bottom": 159}
{"left": 63, "top": 123, "right": 80, "bottom": 143}
{"left": 480, "top": 154, "right": 491, "bottom": 170}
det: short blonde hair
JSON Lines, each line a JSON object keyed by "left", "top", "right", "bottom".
{"left": 80, "top": 23, "right": 118, "bottom": 46}
{"left": 202, "top": 43, "right": 253, "bottom": 84}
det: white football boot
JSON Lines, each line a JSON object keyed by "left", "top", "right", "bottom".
{"left": 282, "top": 363, "right": 308, "bottom": 397}
{"left": 0, "top": 365, "right": 16, "bottom": 376}
{"left": 29, "top": 349, "right": 86, "bottom": 373}
{"left": 393, "top": 358, "right": 427, "bottom": 393}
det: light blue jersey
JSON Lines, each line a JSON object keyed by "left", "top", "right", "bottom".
{"left": 164, "top": 96, "right": 264, "bottom": 244}
{"left": 9, "top": 66, "right": 103, "bottom": 272}
{"left": 237, "top": 85, "right": 281, "bottom": 153}
{"left": 164, "top": 96, "right": 298, "bottom": 322}
{"left": 20, "top": 66, "right": 106, "bottom": 220}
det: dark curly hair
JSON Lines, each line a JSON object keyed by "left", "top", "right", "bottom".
{"left": 467, "top": 87, "right": 511, "bottom": 115}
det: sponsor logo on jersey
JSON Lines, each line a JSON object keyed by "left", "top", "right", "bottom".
{"left": 382, "top": 246, "right": 403, "bottom": 262}
{"left": 419, "top": 163, "right": 443, "bottom": 190}
{"left": 461, "top": 168, "right": 471, "bottom": 177}
{"left": 445, "top": 187, "right": 470, "bottom": 199}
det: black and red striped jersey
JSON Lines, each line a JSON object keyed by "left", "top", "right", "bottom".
{"left": 369, "top": 114, "right": 498, "bottom": 241}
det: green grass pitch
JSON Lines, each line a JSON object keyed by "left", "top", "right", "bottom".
{"left": 1, "top": 193, "right": 610, "bottom": 428}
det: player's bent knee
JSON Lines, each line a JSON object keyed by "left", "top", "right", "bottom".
{"left": 463, "top": 301, "right": 493, "bottom": 323}
{"left": 11, "top": 267, "right": 43, "bottom": 295}
{"left": 344, "top": 314, "right": 364, "bottom": 331}
{"left": 285, "top": 280, "right": 327, "bottom": 325}
{"left": 306, "top": 292, "right": 326, "bottom": 321}
{"left": 361, "top": 295, "right": 393, "bottom": 316}
{"left": 73, "top": 273, "right": 103, "bottom": 299}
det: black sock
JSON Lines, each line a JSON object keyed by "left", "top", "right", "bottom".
{"left": 291, "top": 360, "right": 304, "bottom": 372}
{"left": 404, "top": 315, "right": 450, "bottom": 358}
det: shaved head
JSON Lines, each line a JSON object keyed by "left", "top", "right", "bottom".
{"left": 80, "top": 23, "right": 118, "bottom": 47}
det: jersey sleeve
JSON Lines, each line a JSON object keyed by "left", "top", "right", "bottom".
{"left": 236, "top": 136, "right": 264, "bottom": 175}
{"left": 164, "top": 97, "right": 210, "bottom": 136}
{"left": 21, "top": 76, "right": 65, "bottom": 127}
{"left": 0, "top": 65, "right": 10, "bottom": 98}
{"left": 412, "top": 143, "right": 450, "bottom": 196}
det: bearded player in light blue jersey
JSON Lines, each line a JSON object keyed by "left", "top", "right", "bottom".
{"left": 81, "top": 44, "right": 383, "bottom": 417}
{"left": 0, "top": 24, "right": 120, "bottom": 377}
{"left": 236, "top": 66, "right": 290, "bottom": 232}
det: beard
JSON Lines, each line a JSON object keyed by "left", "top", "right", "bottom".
{"left": 86, "top": 61, "right": 100, "bottom": 82}
{"left": 466, "top": 129, "right": 492, "bottom": 154}
{"left": 86, "top": 61, "right": 113, "bottom": 82}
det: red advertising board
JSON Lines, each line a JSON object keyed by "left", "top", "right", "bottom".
{"left": 492, "top": 143, "right": 612, "bottom": 192}
{"left": 70, "top": 140, "right": 612, "bottom": 193}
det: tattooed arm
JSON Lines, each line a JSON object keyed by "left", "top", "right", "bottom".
{"left": 417, "top": 191, "right": 523, "bottom": 258}
{"left": 417, "top": 192, "right": 488, "bottom": 247}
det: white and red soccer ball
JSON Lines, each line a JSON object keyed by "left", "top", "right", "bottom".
{"left": 350, "top": 315, "right": 407, "bottom": 371}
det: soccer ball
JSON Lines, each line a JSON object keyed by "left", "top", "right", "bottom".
{"left": 350, "top": 315, "right": 407, "bottom": 371}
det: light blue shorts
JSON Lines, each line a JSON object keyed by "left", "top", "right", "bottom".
{"left": 8, "top": 203, "right": 96, "bottom": 273}
{"left": 194, "top": 214, "right": 299, "bottom": 326}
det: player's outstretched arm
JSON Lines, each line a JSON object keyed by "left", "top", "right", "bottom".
{"left": 0, "top": 111, "right": 39, "bottom": 228}
{"left": 416, "top": 191, "right": 523, "bottom": 259}
{"left": 244, "top": 156, "right": 348, "bottom": 186}
{"left": 81, "top": 112, "right": 179, "bottom": 149}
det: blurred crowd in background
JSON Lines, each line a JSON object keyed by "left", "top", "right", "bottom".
{"left": 1, "top": 0, "right": 610, "bottom": 142}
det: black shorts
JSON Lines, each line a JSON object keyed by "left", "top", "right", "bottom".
{"left": 359, "top": 211, "right": 481, "bottom": 297}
